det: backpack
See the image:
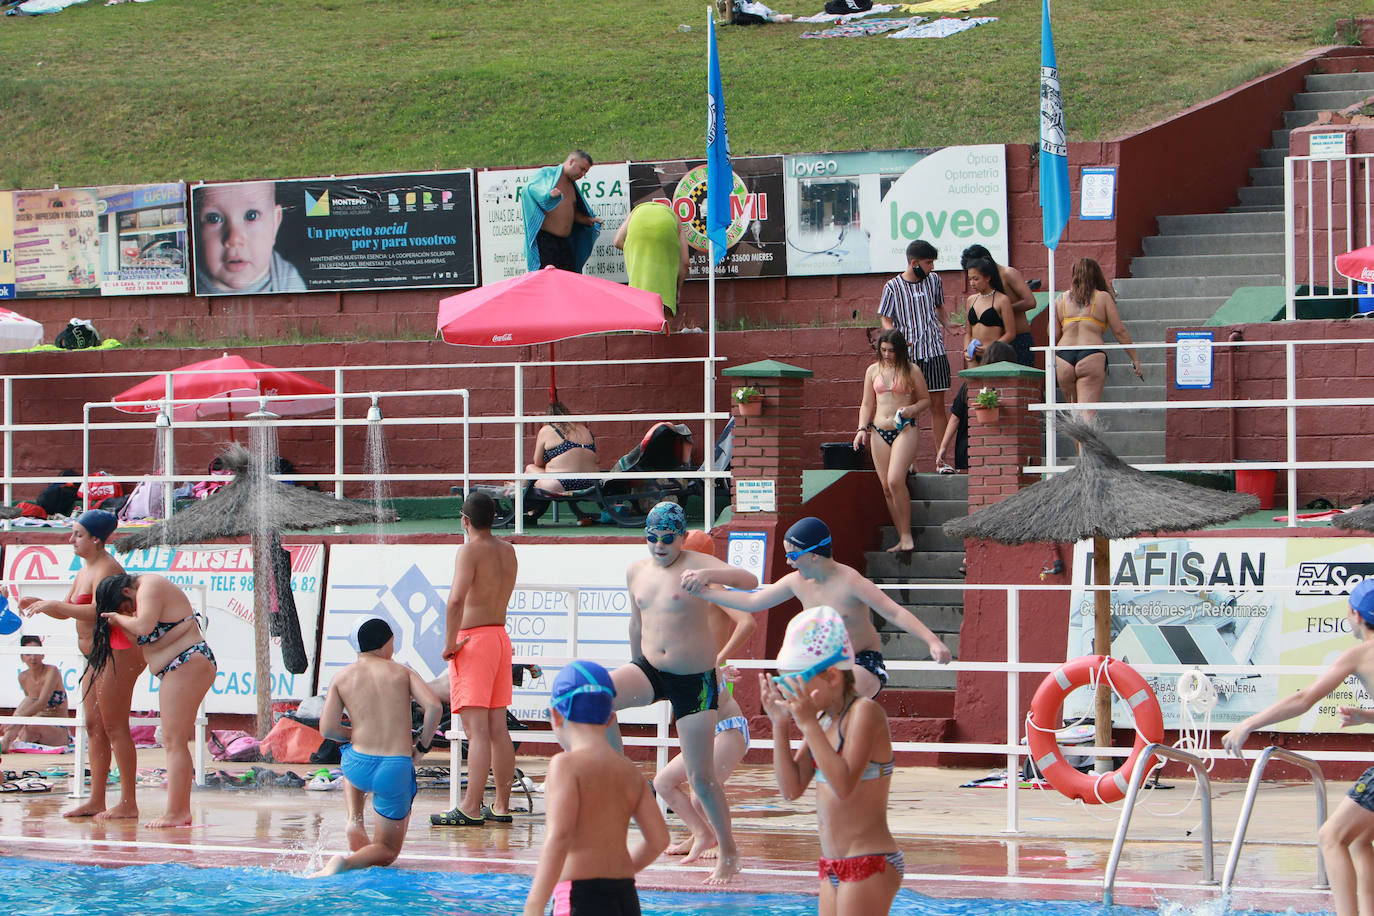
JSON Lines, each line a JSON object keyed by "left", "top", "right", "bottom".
{"left": 118, "top": 479, "right": 165, "bottom": 521}
{"left": 80, "top": 471, "right": 123, "bottom": 505}
{"left": 54, "top": 318, "right": 100, "bottom": 350}
{"left": 34, "top": 471, "right": 79, "bottom": 517}
{"left": 209, "top": 729, "right": 260, "bottom": 762}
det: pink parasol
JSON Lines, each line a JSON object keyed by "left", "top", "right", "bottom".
{"left": 0, "top": 307, "right": 43, "bottom": 353}
{"left": 113, "top": 353, "right": 334, "bottom": 422}
{"left": 1336, "top": 244, "right": 1374, "bottom": 285}
{"left": 437, "top": 265, "right": 666, "bottom": 400}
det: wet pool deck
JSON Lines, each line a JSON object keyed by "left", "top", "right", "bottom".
{"left": 0, "top": 749, "right": 1336, "bottom": 912}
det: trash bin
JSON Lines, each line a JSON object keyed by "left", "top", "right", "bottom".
{"left": 1234, "top": 467, "right": 1277, "bottom": 510}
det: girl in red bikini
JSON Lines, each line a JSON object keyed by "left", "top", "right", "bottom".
{"left": 761, "top": 606, "right": 903, "bottom": 915}
{"left": 21, "top": 509, "right": 145, "bottom": 820}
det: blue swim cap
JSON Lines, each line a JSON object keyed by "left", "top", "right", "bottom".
{"left": 645, "top": 501, "right": 686, "bottom": 535}
{"left": 1351, "top": 580, "right": 1374, "bottom": 626}
{"left": 551, "top": 660, "right": 615, "bottom": 725}
{"left": 75, "top": 509, "right": 117, "bottom": 543}
{"left": 785, "top": 517, "right": 832, "bottom": 558}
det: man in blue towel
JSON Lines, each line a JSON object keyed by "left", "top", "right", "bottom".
{"left": 521, "top": 150, "right": 602, "bottom": 273}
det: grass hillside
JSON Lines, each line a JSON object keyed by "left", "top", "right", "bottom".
{"left": 0, "top": 0, "right": 1360, "bottom": 190}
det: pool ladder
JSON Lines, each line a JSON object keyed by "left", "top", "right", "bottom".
{"left": 1102, "top": 743, "right": 1330, "bottom": 905}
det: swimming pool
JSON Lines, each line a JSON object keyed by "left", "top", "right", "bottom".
{"left": 0, "top": 857, "right": 1331, "bottom": 916}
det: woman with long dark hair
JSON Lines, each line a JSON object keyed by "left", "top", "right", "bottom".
{"left": 853, "top": 328, "right": 931, "bottom": 554}
{"left": 525, "top": 400, "right": 599, "bottom": 494}
{"left": 96, "top": 573, "right": 215, "bottom": 828}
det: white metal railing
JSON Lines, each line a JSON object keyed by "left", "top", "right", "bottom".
{"left": 1285, "top": 149, "right": 1373, "bottom": 316}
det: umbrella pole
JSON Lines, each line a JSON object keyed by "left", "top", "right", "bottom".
{"left": 548, "top": 342, "right": 557, "bottom": 403}
{"left": 253, "top": 533, "right": 272, "bottom": 739}
{"left": 1093, "top": 535, "right": 1112, "bottom": 771}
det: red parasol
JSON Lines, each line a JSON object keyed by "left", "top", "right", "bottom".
{"left": 113, "top": 353, "right": 334, "bottom": 421}
{"left": 1336, "top": 244, "right": 1374, "bottom": 285}
{"left": 437, "top": 266, "right": 666, "bottom": 400}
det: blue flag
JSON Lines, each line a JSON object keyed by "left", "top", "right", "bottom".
{"left": 1039, "top": 0, "right": 1069, "bottom": 250}
{"left": 707, "top": 9, "right": 732, "bottom": 267}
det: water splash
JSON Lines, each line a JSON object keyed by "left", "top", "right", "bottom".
{"left": 364, "top": 396, "right": 393, "bottom": 546}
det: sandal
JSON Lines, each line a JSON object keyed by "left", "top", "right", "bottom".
{"left": 430, "top": 806, "right": 485, "bottom": 827}
{"left": 936, "top": 461, "right": 956, "bottom": 475}
{"left": 480, "top": 804, "right": 513, "bottom": 824}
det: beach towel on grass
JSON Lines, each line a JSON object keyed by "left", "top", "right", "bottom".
{"left": 888, "top": 16, "right": 996, "bottom": 38}
{"left": 796, "top": 3, "right": 897, "bottom": 23}
{"left": 802, "top": 16, "right": 920, "bottom": 37}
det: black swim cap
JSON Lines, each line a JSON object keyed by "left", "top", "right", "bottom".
{"left": 356, "top": 618, "right": 394, "bottom": 653}
{"left": 784, "top": 517, "right": 832, "bottom": 558}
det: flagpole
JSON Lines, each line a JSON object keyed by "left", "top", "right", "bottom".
{"left": 706, "top": 5, "right": 717, "bottom": 529}
{"left": 1039, "top": 0, "right": 1069, "bottom": 473}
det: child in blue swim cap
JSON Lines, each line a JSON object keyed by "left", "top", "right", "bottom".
{"left": 525, "top": 659, "right": 668, "bottom": 916}
{"left": 1222, "top": 578, "right": 1374, "bottom": 916}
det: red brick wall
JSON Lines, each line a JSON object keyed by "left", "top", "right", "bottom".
{"left": 1165, "top": 320, "right": 1374, "bottom": 505}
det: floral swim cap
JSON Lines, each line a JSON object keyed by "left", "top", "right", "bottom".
{"left": 645, "top": 501, "right": 686, "bottom": 534}
{"left": 776, "top": 606, "right": 854, "bottom": 675}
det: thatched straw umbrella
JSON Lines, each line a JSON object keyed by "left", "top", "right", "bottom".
{"left": 117, "top": 442, "right": 392, "bottom": 738}
{"left": 1332, "top": 503, "right": 1374, "bottom": 533}
{"left": 943, "top": 415, "right": 1259, "bottom": 759}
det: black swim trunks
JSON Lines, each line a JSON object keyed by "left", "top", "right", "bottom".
{"left": 855, "top": 649, "right": 889, "bottom": 689}
{"left": 553, "top": 877, "right": 640, "bottom": 915}
{"left": 632, "top": 657, "right": 719, "bottom": 720}
{"left": 536, "top": 230, "right": 577, "bottom": 272}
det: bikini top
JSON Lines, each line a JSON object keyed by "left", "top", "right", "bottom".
{"left": 136, "top": 614, "right": 195, "bottom": 647}
{"left": 813, "top": 698, "right": 896, "bottom": 785}
{"left": 46, "top": 688, "right": 67, "bottom": 709}
{"left": 1062, "top": 297, "right": 1107, "bottom": 330}
{"left": 967, "top": 296, "right": 1005, "bottom": 329}
{"left": 872, "top": 370, "right": 910, "bottom": 396}
{"left": 542, "top": 426, "right": 596, "bottom": 463}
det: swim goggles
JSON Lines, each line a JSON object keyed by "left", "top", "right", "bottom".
{"left": 646, "top": 531, "right": 679, "bottom": 545}
{"left": 550, "top": 682, "right": 614, "bottom": 712}
{"left": 785, "top": 536, "right": 830, "bottom": 563}
{"left": 771, "top": 648, "right": 847, "bottom": 693}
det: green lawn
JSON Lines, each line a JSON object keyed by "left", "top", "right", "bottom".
{"left": 0, "top": 0, "right": 1360, "bottom": 190}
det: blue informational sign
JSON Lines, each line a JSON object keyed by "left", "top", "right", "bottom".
{"left": 1175, "top": 330, "right": 1214, "bottom": 390}
{"left": 727, "top": 529, "right": 770, "bottom": 585}
{"left": 1079, "top": 166, "right": 1117, "bottom": 221}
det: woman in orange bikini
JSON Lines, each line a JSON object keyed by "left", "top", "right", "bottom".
{"left": 21, "top": 509, "right": 144, "bottom": 820}
{"left": 1054, "top": 257, "right": 1143, "bottom": 420}
{"left": 762, "top": 607, "right": 903, "bottom": 915}
{"left": 853, "top": 329, "right": 931, "bottom": 553}
{"left": 97, "top": 573, "right": 216, "bottom": 828}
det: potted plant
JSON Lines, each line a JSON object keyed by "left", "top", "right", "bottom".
{"left": 972, "top": 386, "right": 1000, "bottom": 423}
{"left": 732, "top": 385, "right": 763, "bottom": 417}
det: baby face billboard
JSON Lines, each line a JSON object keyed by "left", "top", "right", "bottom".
{"left": 784, "top": 145, "right": 1008, "bottom": 276}
{"left": 629, "top": 156, "right": 787, "bottom": 280}
{"left": 192, "top": 172, "right": 477, "bottom": 296}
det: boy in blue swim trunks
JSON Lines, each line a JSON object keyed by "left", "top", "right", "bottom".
{"left": 1223, "top": 579, "right": 1374, "bottom": 916}
{"left": 312, "top": 618, "right": 443, "bottom": 877}
{"left": 524, "top": 660, "right": 667, "bottom": 916}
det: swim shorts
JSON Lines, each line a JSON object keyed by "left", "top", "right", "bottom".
{"left": 553, "top": 877, "right": 640, "bottom": 916}
{"left": 855, "top": 649, "right": 889, "bottom": 689}
{"left": 1012, "top": 331, "right": 1035, "bottom": 367}
{"left": 818, "top": 851, "right": 905, "bottom": 887}
{"left": 632, "top": 657, "right": 719, "bottom": 721}
{"left": 536, "top": 230, "right": 576, "bottom": 272}
{"left": 450, "top": 624, "right": 513, "bottom": 710}
{"left": 1349, "top": 766, "right": 1374, "bottom": 812}
{"left": 340, "top": 745, "right": 417, "bottom": 821}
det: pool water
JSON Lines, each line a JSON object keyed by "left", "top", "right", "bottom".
{"left": 2, "top": 858, "right": 1329, "bottom": 916}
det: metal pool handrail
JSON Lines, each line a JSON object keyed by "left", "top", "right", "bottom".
{"left": 1222, "top": 745, "right": 1329, "bottom": 894}
{"left": 1103, "top": 743, "right": 1217, "bottom": 906}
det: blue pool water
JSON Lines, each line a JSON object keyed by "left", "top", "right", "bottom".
{"left": 1, "top": 858, "right": 1329, "bottom": 916}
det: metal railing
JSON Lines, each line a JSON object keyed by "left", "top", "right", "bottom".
{"left": 1103, "top": 743, "right": 1216, "bottom": 906}
{"left": 1222, "top": 745, "right": 1329, "bottom": 894}
{"left": 1285, "top": 149, "right": 1373, "bottom": 317}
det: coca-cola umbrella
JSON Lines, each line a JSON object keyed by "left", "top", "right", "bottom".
{"left": 0, "top": 307, "right": 43, "bottom": 353}
{"left": 112, "top": 352, "right": 334, "bottom": 422}
{"left": 1336, "top": 244, "right": 1374, "bottom": 286}
{"left": 437, "top": 265, "right": 666, "bottom": 401}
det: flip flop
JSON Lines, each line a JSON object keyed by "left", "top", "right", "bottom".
{"left": 16, "top": 777, "right": 51, "bottom": 793}
{"left": 936, "top": 461, "right": 956, "bottom": 475}
{"left": 480, "top": 804, "right": 513, "bottom": 824}
{"left": 0, "top": 782, "right": 19, "bottom": 793}
{"left": 430, "top": 807, "right": 484, "bottom": 827}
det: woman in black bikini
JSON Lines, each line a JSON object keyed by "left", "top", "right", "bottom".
{"left": 95, "top": 573, "right": 215, "bottom": 828}
{"left": 961, "top": 258, "right": 1016, "bottom": 366}
{"left": 525, "top": 400, "right": 599, "bottom": 494}
{"left": 0, "top": 635, "right": 71, "bottom": 752}
{"left": 1054, "top": 258, "right": 1143, "bottom": 420}
{"left": 853, "top": 329, "right": 931, "bottom": 553}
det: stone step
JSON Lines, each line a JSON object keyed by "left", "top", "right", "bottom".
{"left": 878, "top": 525, "right": 964, "bottom": 553}
{"left": 1228, "top": 204, "right": 1283, "bottom": 214}
{"left": 1287, "top": 91, "right": 1374, "bottom": 126}
{"left": 905, "top": 471, "right": 968, "bottom": 501}
{"left": 907, "top": 498, "right": 969, "bottom": 525}
{"left": 1307, "top": 71, "right": 1374, "bottom": 93}
{"left": 1115, "top": 274, "right": 1282, "bottom": 298}
{"left": 1271, "top": 127, "right": 1292, "bottom": 150}
{"left": 876, "top": 603, "right": 964, "bottom": 634}
{"left": 1259, "top": 148, "right": 1289, "bottom": 168}
{"left": 866, "top": 551, "right": 965, "bottom": 582}
{"left": 1129, "top": 252, "right": 1280, "bottom": 278}
{"left": 1155, "top": 211, "right": 1282, "bottom": 235}
{"left": 1141, "top": 232, "right": 1283, "bottom": 257}
{"left": 1237, "top": 185, "right": 1283, "bottom": 207}
{"left": 1125, "top": 317, "right": 1212, "bottom": 340}
{"left": 875, "top": 580, "right": 966, "bottom": 607}
{"left": 1054, "top": 407, "right": 1164, "bottom": 437}
{"left": 882, "top": 630, "right": 961, "bottom": 661}
{"left": 1112, "top": 295, "right": 1230, "bottom": 320}
{"left": 1248, "top": 165, "right": 1283, "bottom": 188}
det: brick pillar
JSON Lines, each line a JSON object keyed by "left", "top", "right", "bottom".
{"left": 961, "top": 362, "right": 1045, "bottom": 510}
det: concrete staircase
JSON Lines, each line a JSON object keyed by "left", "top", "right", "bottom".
{"left": 862, "top": 472, "right": 968, "bottom": 722}
{"left": 1061, "top": 67, "right": 1374, "bottom": 465}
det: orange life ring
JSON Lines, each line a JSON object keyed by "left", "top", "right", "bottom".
{"left": 1026, "top": 655, "right": 1164, "bottom": 804}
